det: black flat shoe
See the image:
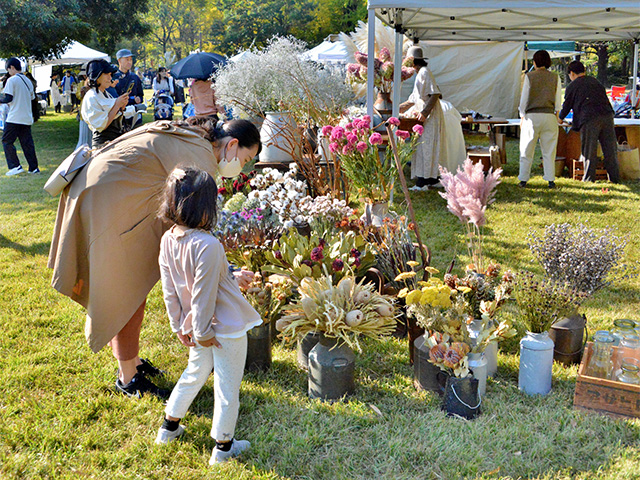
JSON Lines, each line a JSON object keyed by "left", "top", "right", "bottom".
{"left": 518, "top": 181, "right": 527, "bottom": 188}
{"left": 115, "top": 373, "right": 171, "bottom": 400}
{"left": 137, "top": 358, "right": 165, "bottom": 377}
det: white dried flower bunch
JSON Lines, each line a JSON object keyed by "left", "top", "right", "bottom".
{"left": 214, "top": 36, "right": 352, "bottom": 119}
{"left": 528, "top": 222, "right": 627, "bottom": 296}
{"left": 248, "top": 165, "right": 308, "bottom": 227}
{"left": 276, "top": 275, "right": 397, "bottom": 351}
{"left": 298, "top": 195, "right": 354, "bottom": 224}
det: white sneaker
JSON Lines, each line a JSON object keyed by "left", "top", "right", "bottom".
{"left": 208, "top": 439, "right": 251, "bottom": 465}
{"left": 408, "top": 185, "right": 426, "bottom": 191}
{"left": 155, "top": 425, "right": 185, "bottom": 444}
{"left": 6, "top": 166, "right": 25, "bottom": 176}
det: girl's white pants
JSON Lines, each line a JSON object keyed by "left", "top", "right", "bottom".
{"left": 164, "top": 335, "right": 247, "bottom": 441}
{"left": 519, "top": 113, "right": 559, "bottom": 182}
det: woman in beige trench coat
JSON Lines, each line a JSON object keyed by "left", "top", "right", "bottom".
{"left": 48, "top": 118, "right": 261, "bottom": 398}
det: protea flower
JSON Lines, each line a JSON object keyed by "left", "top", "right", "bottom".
{"left": 429, "top": 344, "right": 447, "bottom": 362}
{"left": 443, "top": 342, "right": 470, "bottom": 369}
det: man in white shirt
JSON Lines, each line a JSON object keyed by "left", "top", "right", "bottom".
{"left": 1, "top": 58, "right": 40, "bottom": 175}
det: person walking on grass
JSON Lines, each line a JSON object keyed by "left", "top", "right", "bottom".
{"left": 154, "top": 166, "right": 261, "bottom": 465}
{"left": 1, "top": 57, "right": 40, "bottom": 176}
{"left": 518, "top": 50, "right": 562, "bottom": 189}
{"left": 559, "top": 60, "right": 620, "bottom": 183}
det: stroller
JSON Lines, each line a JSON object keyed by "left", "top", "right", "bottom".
{"left": 152, "top": 90, "right": 174, "bottom": 120}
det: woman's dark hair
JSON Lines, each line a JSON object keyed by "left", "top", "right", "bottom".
{"left": 174, "top": 118, "right": 262, "bottom": 155}
{"left": 413, "top": 58, "right": 428, "bottom": 69}
{"left": 156, "top": 67, "right": 167, "bottom": 83}
{"left": 6, "top": 57, "right": 22, "bottom": 71}
{"left": 159, "top": 166, "right": 218, "bottom": 230}
{"left": 533, "top": 50, "right": 552, "bottom": 69}
{"left": 567, "top": 60, "right": 585, "bottom": 75}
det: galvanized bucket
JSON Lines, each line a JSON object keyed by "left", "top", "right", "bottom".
{"left": 549, "top": 313, "right": 587, "bottom": 365}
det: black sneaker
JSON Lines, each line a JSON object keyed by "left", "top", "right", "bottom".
{"left": 518, "top": 181, "right": 527, "bottom": 188}
{"left": 115, "top": 373, "right": 171, "bottom": 399}
{"left": 548, "top": 181, "right": 556, "bottom": 189}
{"left": 137, "top": 358, "right": 165, "bottom": 377}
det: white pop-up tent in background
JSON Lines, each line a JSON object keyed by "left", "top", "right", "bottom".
{"left": 365, "top": 0, "right": 640, "bottom": 119}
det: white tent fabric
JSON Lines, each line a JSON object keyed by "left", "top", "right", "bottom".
{"left": 369, "top": 1, "right": 640, "bottom": 42}
{"left": 37, "top": 41, "right": 110, "bottom": 66}
{"left": 304, "top": 41, "right": 349, "bottom": 63}
{"left": 401, "top": 41, "right": 524, "bottom": 118}
{"left": 229, "top": 50, "right": 256, "bottom": 63}
{"left": 32, "top": 65, "right": 53, "bottom": 94}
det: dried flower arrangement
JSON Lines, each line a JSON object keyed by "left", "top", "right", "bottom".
{"left": 426, "top": 333, "right": 471, "bottom": 378}
{"left": 242, "top": 273, "right": 293, "bottom": 325}
{"left": 276, "top": 275, "right": 397, "bottom": 351}
{"left": 215, "top": 208, "right": 283, "bottom": 272}
{"left": 439, "top": 159, "right": 501, "bottom": 272}
{"left": 528, "top": 222, "right": 627, "bottom": 296}
{"left": 346, "top": 48, "right": 415, "bottom": 94}
{"left": 264, "top": 228, "right": 375, "bottom": 286}
{"left": 513, "top": 272, "right": 589, "bottom": 333}
{"left": 322, "top": 116, "right": 422, "bottom": 203}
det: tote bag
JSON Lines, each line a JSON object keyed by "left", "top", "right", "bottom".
{"left": 43, "top": 144, "right": 92, "bottom": 196}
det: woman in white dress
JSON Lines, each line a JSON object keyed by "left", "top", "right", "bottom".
{"left": 50, "top": 74, "right": 63, "bottom": 113}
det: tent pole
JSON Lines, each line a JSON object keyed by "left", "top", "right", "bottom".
{"left": 632, "top": 40, "right": 639, "bottom": 109}
{"left": 392, "top": 11, "right": 403, "bottom": 119}
{"left": 367, "top": 8, "right": 376, "bottom": 126}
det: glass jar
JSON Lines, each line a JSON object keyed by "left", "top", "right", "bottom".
{"left": 611, "top": 319, "right": 636, "bottom": 346}
{"left": 587, "top": 330, "right": 615, "bottom": 379}
{"left": 615, "top": 358, "right": 640, "bottom": 385}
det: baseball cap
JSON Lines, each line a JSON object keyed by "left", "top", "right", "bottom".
{"left": 87, "top": 59, "right": 118, "bottom": 82}
{"left": 116, "top": 49, "right": 133, "bottom": 60}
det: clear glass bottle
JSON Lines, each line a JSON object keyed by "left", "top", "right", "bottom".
{"left": 615, "top": 358, "right": 640, "bottom": 385}
{"left": 587, "top": 330, "right": 615, "bottom": 379}
{"left": 611, "top": 319, "right": 637, "bottom": 346}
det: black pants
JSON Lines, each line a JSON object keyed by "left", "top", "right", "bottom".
{"left": 580, "top": 114, "right": 620, "bottom": 183}
{"left": 2, "top": 122, "right": 39, "bottom": 171}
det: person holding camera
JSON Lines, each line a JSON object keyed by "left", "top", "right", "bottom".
{"left": 113, "top": 49, "right": 144, "bottom": 131}
{"left": 81, "top": 59, "right": 134, "bottom": 147}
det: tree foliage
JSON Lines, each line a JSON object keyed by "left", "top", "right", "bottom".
{"left": 0, "top": 0, "right": 149, "bottom": 60}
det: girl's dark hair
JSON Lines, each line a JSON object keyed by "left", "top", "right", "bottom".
{"left": 533, "top": 50, "right": 552, "bottom": 69}
{"left": 159, "top": 166, "right": 218, "bottom": 230}
{"left": 174, "top": 118, "right": 262, "bottom": 155}
{"left": 156, "top": 67, "right": 167, "bottom": 83}
{"left": 413, "top": 58, "right": 428, "bottom": 69}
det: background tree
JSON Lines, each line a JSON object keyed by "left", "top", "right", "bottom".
{"left": 0, "top": 0, "right": 149, "bottom": 60}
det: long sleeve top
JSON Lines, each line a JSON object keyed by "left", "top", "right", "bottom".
{"left": 159, "top": 226, "right": 262, "bottom": 343}
{"left": 81, "top": 88, "right": 120, "bottom": 133}
{"left": 152, "top": 77, "right": 174, "bottom": 95}
{"left": 559, "top": 75, "right": 614, "bottom": 131}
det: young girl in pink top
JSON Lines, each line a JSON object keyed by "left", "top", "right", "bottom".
{"left": 155, "top": 166, "right": 262, "bottom": 465}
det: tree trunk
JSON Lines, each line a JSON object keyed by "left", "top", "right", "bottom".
{"left": 596, "top": 44, "right": 609, "bottom": 87}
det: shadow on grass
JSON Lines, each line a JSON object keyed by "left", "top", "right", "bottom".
{"left": 0, "top": 234, "right": 51, "bottom": 256}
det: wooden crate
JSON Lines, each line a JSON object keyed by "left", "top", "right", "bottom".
{"left": 573, "top": 343, "right": 640, "bottom": 419}
{"left": 572, "top": 159, "right": 609, "bottom": 181}
{"left": 467, "top": 146, "right": 501, "bottom": 172}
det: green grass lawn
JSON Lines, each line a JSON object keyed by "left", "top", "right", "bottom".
{"left": 0, "top": 110, "right": 638, "bottom": 480}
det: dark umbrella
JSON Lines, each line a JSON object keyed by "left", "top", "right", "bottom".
{"left": 169, "top": 52, "right": 227, "bottom": 80}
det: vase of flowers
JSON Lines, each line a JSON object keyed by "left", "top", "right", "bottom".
{"left": 259, "top": 111, "right": 301, "bottom": 163}
{"left": 296, "top": 332, "right": 321, "bottom": 371}
{"left": 277, "top": 275, "right": 397, "bottom": 400}
{"left": 321, "top": 116, "right": 422, "bottom": 219}
{"left": 528, "top": 222, "right": 627, "bottom": 365}
{"left": 514, "top": 272, "right": 588, "bottom": 395}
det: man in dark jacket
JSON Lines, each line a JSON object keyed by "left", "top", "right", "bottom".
{"left": 113, "top": 49, "right": 144, "bottom": 131}
{"left": 559, "top": 61, "right": 619, "bottom": 183}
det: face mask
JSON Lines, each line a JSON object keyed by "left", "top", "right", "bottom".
{"left": 217, "top": 144, "right": 243, "bottom": 177}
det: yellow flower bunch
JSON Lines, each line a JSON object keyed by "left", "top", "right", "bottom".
{"left": 399, "top": 275, "right": 455, "bottom": 308}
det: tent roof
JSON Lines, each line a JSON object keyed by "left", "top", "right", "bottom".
{"left": 37, "top": 41, "right": 110, "bottom": 66}
{"left": 305, "top": 41, "right": 349, "bottom": 62}
{"left": 368, "top": 1, "right": 640, "bottom": 41}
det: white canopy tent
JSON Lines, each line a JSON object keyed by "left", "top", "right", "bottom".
{"left": 304, "top": 40, "right": 349, "bottom": 63}
{"left": 365, "top": 0, "right": 640, "bottom": 118}
{"left": 35, "top": 41, "right": 110, "bottom": 66}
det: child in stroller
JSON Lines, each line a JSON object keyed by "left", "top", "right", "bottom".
{"left": 153, "top": 90, "right": 174, "bottom": 120}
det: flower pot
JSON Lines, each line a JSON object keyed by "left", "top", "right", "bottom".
{"left": 548, "top": 313, "right": 587, "bottom": 365}
{"left": 362, "top": 201, "right": 389, "bottom": 227}
{"left": 308, "top": 334, "right": 355, "bottom": 400}
{"left": 519, "top": 331, "right": 554, "bottom": 396}
{"left": 296, "top": 331, "right": 321, "bottom": 371}
{"left": 442, "top": 376, "right": 482, "bottom": 420}
{"left": 413, "top": 334, "right": 448, "bottom": 394}
{"left": 407, "top": 314, "right": 425, "bottom": 365}
{"left": 259, "top": 111, "right": 301, "bottom": 163}
{"left": 484, "top": 341, "right": 498, "bottom": 377}
{"left": 468, "top": 352, "right": 488, "bottom": 396}
{"left": 245, "top": 321, "right": 271, "bottom": 372}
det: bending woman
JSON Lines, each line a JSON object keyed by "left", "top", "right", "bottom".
{"left": 48, "top": 118, "right": 261, "bottom": 398}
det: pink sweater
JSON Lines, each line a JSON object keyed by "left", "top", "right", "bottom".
{"left": 159, "top": 226, "right": 262, "bottom": 342}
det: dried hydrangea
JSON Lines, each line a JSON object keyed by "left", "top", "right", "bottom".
{"left": 528, "top": 223, "right": 627, "bottom": 296}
